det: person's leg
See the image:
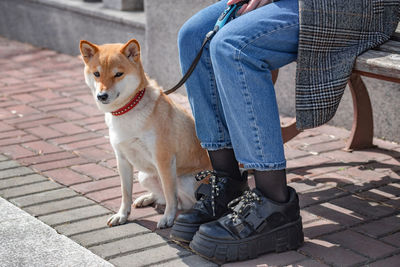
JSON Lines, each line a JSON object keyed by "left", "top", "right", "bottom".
{"left": 178, "top": 0, "right": 242, "bottom": 181}
{"left": 178, "top": 0, "right": 231, "bottom": 152}
{"left": 255, "top": 169, "right": 288, "bottom": 202}
{"left": 208, "top": 0, "right": 299, "bottom": 202}
{"left": 190, "top": 0, "right": 303, "bottom": 262}
{"left": 210, "top": 0, "right": 299, "bottom": 172}
{"left": 208, "top": 148, "right": 243, "bottom": 180}
{"left": 171, "top": 0, "right": 248, "bottom": 243}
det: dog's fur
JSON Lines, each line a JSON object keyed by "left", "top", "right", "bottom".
{"left": 79, "top": 39, "right": 211, "bottom": 228}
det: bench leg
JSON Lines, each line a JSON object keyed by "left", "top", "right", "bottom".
{"left": 345, "top": 73, "right": 374, "bottom": 151}
{"left": 272, "top": 69, "right": 301, "bottom": 143}
{"left": 282, "top": 118, "right": 300, "bottom": 143}
{"left": 272, "top": 69, "right": 279, "bottom": 85}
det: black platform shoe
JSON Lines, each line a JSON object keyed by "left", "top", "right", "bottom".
{"left": 189, "top": 187, "right": 304, "bottom": 264}
{"left": 170, "top": 170, "right": 249, "bottom": 243}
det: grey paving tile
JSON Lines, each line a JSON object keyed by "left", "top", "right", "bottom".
{"left": 0, "top": 167, "right": 34, "bottom": 179}
{"left": 72, "top": 222, "right": 151, "bottom": 247}
{"left": 158, "top": 255, "right": 217, "bottom": 267}
{"left": 38, "top": 205, "right": 111, "bottom": 227}
{"left": 0, "top": 160, "right": 20, "bottom": 170}
{"left": 10, "top": 187, "right": 78, "bottom": 208}
{"left": 222, "top": 250, "right": 307, "bottom": 267}
{"left": 24, "top": 196, "right": 96, "bottom": 216}
{"left": 90, "top": 232, "right": 167, "bottom": 259}
{"left": 0, "top": 174, "right": 47, "bottom": 190}
{"left": 110, "top": 243, "right": 191, "bottom": 267}
{"left": 55, "top": 214, "right": 111, "bottom": 237}
{"left": 0, "top": 181, "right": 62, "bottom": 198}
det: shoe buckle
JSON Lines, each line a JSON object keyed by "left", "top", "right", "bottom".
{"left": 244, "top": 212, "right": 267, "bottom": 233}
{"left": 231, "top": 218, "right": 249, "bottom": 238}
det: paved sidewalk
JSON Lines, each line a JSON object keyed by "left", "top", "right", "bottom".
{"left": 0, "top": 36, "right": 399, "bottom": 267}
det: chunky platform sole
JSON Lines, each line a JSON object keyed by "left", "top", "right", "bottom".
{"left": 189, "top": 217, "right": 304, "bottom": 264}
{"left": 170, "top": 221, "right": 202, "bottom": 243}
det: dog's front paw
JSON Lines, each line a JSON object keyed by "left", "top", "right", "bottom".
{"left": 157, "top": 212, "right": 176, "bottom": 229}
{"left": 107, "top": 212, "right": 128, "bottom": 227}
{"left": 133, "top": 193, "right": 155, "bottom": 208}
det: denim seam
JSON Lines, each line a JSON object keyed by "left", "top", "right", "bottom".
{"left": 204, "top": 45, "right": 230, "bottom": 145}
{"left": 201, "top": 141, "right": 233, "bottom": 151}
{"left": 235, "top": 52, "right": 266, "bottom": 162}
{"left": 242, "top": 159, "right": 287, "bottom": 171}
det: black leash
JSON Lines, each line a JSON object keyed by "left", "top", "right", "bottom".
{"left": 163, "top": 31, "right": 216, "bottom": 95}
{"left": 164, "top": 0, "right": 250, "bottom": 95}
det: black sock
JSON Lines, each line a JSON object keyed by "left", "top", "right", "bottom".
{"left": 254, "top": 169, "right": 289, "bottom": 203}
{"left": 208, "top": 148, "right": 243, "bottom": 181}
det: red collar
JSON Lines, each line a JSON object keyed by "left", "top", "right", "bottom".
{"left": 111, "top": 88, "right": 146, "bottom": 116}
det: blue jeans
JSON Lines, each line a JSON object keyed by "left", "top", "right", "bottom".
{"left": 178, "top": 0, "right": 299, "bottom": 171}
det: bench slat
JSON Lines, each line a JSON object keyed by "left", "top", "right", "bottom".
{"left": 354, "top": 49, "right": 400, "bottom": 82}
{"left": 374, "top": 40, "right": 400, "bottom": 54}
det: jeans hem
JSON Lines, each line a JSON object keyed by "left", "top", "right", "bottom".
{"left": 243, "top": 160, "right": 286, "bottom": 171}
{"left": 201, "top": 142, "right": 233, "bottom": 151}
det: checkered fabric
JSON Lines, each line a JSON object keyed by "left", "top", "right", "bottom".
{"left": 295, "top": 0, "right": 400, "bottom": 129}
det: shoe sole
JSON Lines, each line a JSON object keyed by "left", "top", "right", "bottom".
{"left": 189, "top": 217, "right": 304, "bottom": 264}
{"left": 170, "top": 221, "right": 201, "bottom": 243}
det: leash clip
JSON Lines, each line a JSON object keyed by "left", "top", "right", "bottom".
{"left": 214, "top": 0, "right": 250, "bottom": 32}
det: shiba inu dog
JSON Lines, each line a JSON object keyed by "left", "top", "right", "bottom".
{"left": 79, "top": 39, "right": 211, "bottom": 228}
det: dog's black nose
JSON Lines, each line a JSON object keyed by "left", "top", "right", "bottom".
{"left": 97, "top": 92, "right": 109, "bottom": 102}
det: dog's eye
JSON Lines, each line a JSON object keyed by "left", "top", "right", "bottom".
{"left": 115, "top": 72, "right": 124, "bottom": 78}
{"left": 93, "top": 72, "right": 100, "bottom": 77}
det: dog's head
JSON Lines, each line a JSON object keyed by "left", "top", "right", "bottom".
{"left": 79, "top": 39, "right": 146, "bottom": 113}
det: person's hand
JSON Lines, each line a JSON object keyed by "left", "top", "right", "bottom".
{"left": 227, "top": 0, "right": 274, "bottom": 16}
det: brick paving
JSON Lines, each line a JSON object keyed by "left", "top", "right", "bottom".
{"left": 0, "top": 36, "right": 399, "bottom": 267}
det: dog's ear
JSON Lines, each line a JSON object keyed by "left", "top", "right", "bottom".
{"left": 80, "top": 40, "right": 99, "bottom": 64}
{"left": 120, "top": 39, "right": 140, "bottom": 63}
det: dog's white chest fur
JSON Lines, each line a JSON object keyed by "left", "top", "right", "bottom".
{"left": 105, "top": 99, "right": 157, "bottom": 173}
{"left": 118, "top": 133, "right": 157, "bottom": 173}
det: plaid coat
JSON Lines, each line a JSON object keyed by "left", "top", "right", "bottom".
{"left": 296, "top": 0, "right": 400, "bottom": 129}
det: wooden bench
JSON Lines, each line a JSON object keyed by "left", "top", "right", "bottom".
{"left": 279, "top": 24, "right": 400, "bottom": 151}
